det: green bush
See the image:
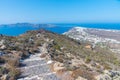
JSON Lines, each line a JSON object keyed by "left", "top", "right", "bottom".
{"left": 53, "top": 44, "right": 61, "bottom": 50}
{"left": 103, "top": 64, "right": 112, "bottom": 70}
{"left": 85, "top": 56, "right": 91, "bottom": 63}
{"left": 0, "top": 66, "right": 7, "bottom": 75}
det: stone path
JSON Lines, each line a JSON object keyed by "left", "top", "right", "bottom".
{"left": 18, "top": 43, "right": 60, "bottom": 80}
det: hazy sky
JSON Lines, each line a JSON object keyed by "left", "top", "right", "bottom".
{"left": 0, "top": 0, "right": 120, "bottom": 24}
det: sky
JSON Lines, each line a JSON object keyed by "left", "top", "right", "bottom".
{"left": 0, "top": 0, "right": 120, "bottom": 24}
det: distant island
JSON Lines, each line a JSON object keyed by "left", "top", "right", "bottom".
{"left": 0, "top": 23, "right": 120, "bottom": 36}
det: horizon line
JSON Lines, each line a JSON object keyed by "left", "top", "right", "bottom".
{"left": 1, "top": 22, "right": 120, "bottom": 25}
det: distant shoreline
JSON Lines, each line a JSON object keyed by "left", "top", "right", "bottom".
{"left": 0, "top": 23, "right": 120, "bottom": 36}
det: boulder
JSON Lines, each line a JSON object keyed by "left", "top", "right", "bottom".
{"left": 0, "top": 40, "right": 5, "bottom": 46}
{"left": 53, "top": 62, "right": 65, "bottom": 72}
{"left": 75, "top": 76, "right": 87, "bottom": 80}
{"left": 0, "top": 45, "right": 6, "bottom": 50}
{"left": 1, "top": 74, "right": 8, "bottom": 80}
{"left": 40, "top": 53, "right": 47, "bottom": 58}
{"left": 47, "top": 60, "right": 53, "bottom": 64}
{"left": 36, "top": 33, "right": 41, "bottom": 38}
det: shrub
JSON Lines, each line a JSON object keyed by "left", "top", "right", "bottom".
{"left": 72, "top": 69, "right": 95, "bottom": 80}
{"left": 103, "top": 64, "right": 112, "bottom": 70}
{"left": 0, "top": 57, "right": 5, "bottom": 63}
{"left": 8, "top": 68, "right": 21, "bottom": 80}
{"left": 113, "top": 59, "right": 120, "bottom": 66}
{"left": 53, "top": 44, "right": 61, "bottom": 50}
{"left": 7, "top": 59, "right": 20, "bottom": 67}
{"left": 21, "top": 51, "right": 30, "bottom": 59}
{"left": 0, "top": 66, "right": 8, "bottom": 75}
{"left": 85, "top": 56, "right": 91, "bottom": 63}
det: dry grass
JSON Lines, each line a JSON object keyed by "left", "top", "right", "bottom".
{"left": 71, "top": 69, "right": 95, "bottom": 80}
{"left": 0, "top": 54, "right": 21, "bottom": 80}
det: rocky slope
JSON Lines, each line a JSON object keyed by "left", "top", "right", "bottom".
{"left": 0, "top": 29, "right": 120, "bottom": 80}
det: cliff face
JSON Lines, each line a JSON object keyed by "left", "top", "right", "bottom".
{"left": 0, "top": 29, "right": 120, "bottom": 80}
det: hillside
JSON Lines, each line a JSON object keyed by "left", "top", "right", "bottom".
{"left": 64, "top": 27, "right": 120, "bottom": 54}
{"left": 0, "top": 29, "right": 120, "bottom": 80}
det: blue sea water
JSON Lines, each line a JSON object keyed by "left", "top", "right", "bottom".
{"left": 0, "top": 26, "right": 39, "bottom": 36}
{"left": 0, "top": 23, "right": 120, "bottom": 36}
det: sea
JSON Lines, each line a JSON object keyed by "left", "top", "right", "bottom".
{"left": 0, "top": 23, "right": 120, "bottom": 36}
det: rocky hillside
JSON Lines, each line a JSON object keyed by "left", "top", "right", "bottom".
{"left": 0, "top": 29, "right": 120, "bottom": 80}
{"left": 64, "top": 27, "right": 120, "bottom": 54}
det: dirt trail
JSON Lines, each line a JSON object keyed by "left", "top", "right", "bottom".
{"left": 18, "top": 43, "right": 60, "bottom": 80}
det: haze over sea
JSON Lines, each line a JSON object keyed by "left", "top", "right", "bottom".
{"left": 0, "top": 23, "right": 120, "bottom": 36}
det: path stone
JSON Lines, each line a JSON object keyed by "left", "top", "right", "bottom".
{"left": 18, "top": 43, "right": 60, "bottom": 80}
